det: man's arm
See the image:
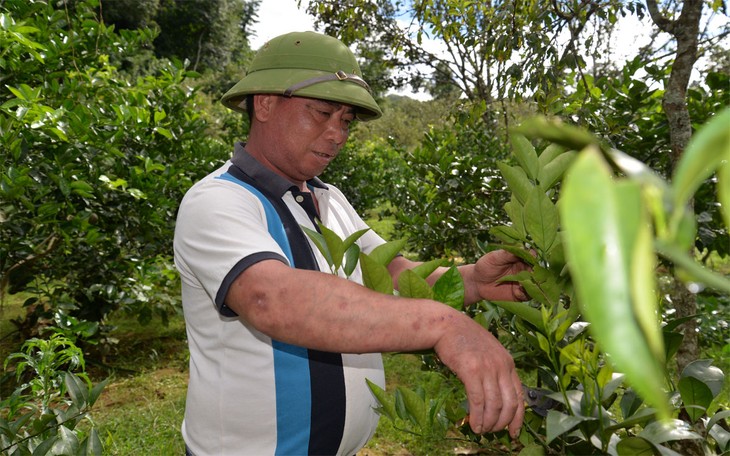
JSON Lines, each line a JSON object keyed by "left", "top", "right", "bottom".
{"left": 388, "top": 249, "right": 531, "bottom": 305}
{"left": 226, "top": 258, "right": 524, "bottom": 437}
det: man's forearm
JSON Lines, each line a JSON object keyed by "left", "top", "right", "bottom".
{"left": 226, "top": 259, "right": 466, "bottom": 354}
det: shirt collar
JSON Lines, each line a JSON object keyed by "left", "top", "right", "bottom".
{"left": 230, "top": 142, "right": 328, "bottom": 198}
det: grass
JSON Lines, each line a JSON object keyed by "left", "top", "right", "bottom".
{"left": 2, "top": 289, "right": 728, "bottom": 455}
{"left": 0, "top": 297, "right": 466, "bottom": 455}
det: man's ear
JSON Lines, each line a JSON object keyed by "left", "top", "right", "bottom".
{"left": 253, "top": 94, "right": 277, "bottom": 122}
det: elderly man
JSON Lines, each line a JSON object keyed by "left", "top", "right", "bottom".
{"left": 174, "top": 31, "right": 528, "bottom": 456}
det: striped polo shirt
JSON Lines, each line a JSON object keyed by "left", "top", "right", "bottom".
{"left": 174, "top": 143, "right": 387, "bottom": 455}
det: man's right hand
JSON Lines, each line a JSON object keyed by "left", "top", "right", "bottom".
{"left": 433, "top": 314, "right": 524, "bottom": 438}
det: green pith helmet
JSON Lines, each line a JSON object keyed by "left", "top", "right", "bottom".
{"left": 221, "top": 31, "right": 382, "bottom": 121}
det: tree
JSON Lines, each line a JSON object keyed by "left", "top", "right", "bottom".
{"left": 0, "top": 0, "right": 228, "bottom": 337}
{"left": 100, "top": 0, "right": 259, "bottom": 73}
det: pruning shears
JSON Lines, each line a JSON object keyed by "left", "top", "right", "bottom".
{"left": 457, "top": 384, "right": 561, "bottom": 428}
{"left": 522, "top": 384, "right": 561, "bottom": 417}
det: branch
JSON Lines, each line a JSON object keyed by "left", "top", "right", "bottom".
{"left": 646, "top": 0, "right": 676, "bottom": 34}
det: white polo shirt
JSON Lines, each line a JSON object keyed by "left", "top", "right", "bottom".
{"left": 173, "top": 144, "right": 387, "bottom": 455}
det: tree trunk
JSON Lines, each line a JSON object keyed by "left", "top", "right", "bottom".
{"left": 646, "top": 0, "right": 703, "bottom": 373}
{"left": 646, "top": 2, "right": 704, "bottom": 454}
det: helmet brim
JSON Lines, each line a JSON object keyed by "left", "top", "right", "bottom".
{"left": 221, "top": 68, "right": 382, "bottom": 121}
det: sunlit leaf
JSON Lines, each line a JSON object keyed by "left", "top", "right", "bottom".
{"left": 538, "top": 150, "right": 576, "bottom": 191}
{"left": 498, "top": 162, "right": 533, "bottom": 204}
{"left": 538, "top": 143, "right": 567, "bottom": 168}
{"left": 397, "top": 386, "right": 428, "bottom": 429}
{"left": 671, "top": 108, "right": 730, "bottom": 223}
{"left": 366, "top": 379, "right": 396, "bottom": 421}
{"left": 398, "top": 269, "right": 432, "bottom": 299}
{"left": 510, "top": 133, "right": 539, "bottom": 180}
{"left": 524, "top": 187, "right": 558, "bottom": 253}
{"left": 560, "top": 146, "right": 669, "bottom": 420}
{"left": 360, "top": 252, "right": 393, "bottom": 295}
{"left": 367, "top": 239, "right": 407, "bottom": 266}
{"left": 410, "top": 259, "right": 446, "bottom": 279}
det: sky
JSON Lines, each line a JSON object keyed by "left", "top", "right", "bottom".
{"left": 248, "top": 1, "right": 724, "bottom": 98}
{"left": 249, "top": 0, "right": 315, "bottom": 50}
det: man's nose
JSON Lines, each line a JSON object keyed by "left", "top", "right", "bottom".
{"left": 323, "top": 116, "right": 349, "bottom": 146}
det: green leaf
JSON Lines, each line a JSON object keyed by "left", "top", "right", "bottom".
{"left": 88, "top": 378, "right": 109, "bottom": 406}
{"left": 680, "top": 359, "right": 725, "bottom": 398}
{"left": 671, "top": 108, "right": 730, "bottom": 222}
{"left": 153, "top": 126, "right": 173, "bottom": 139}
{"left": 638, "top": 419, "right": 702, "bottom": 445}
{"left": 397, "top": 386, "right": 428, "bottom": 429}
{"left": 498, "top": 162, "right": 533, "bottom": 205}
{"left": 656, "top": 240, "right": 730, "bottom": 295}
{"left": 367, "top": 239, "right": 407, "bottom": 266}
{"left": 81, "top": 428, "right": 103, "bottom": 456}
{"left": 70, "top": 180, "right": 95, "bottom": 198}
{"left": 360, "top": 253, "right": 394, "bottom": 295}
{"left": 510, "top": 133, "right": 539, "bottom": 180}
{"left": 719, "top": 147, "right": 730, "bottom": 230}
{"left": 707, "top": 409, "right": 730, "bottom": 434}
{"left": 560, "top": 146, "right": 669, "bottom": 420}
{"left": 491, "top": 301, "right": 545, "bottom": 333}
{"left": 321, "top": 224, "right": 347, "bottom": 270}
{"left": 301, "top": 225, "right": 333, "bottom": 269}
{"left": 489, "top": 225, "right": 525, "bottom": 244}
{"left": 678, "top": 376, "right": 712, "bottom": 422}
{"left": 524, "top": 187, "right": 558, "bottom": 253}
{"left": 619, "top": 388, "right": 644, "bottom": 420}
{"left": 606, "top": 407, "right": 656, "bottom": 431}
{"left": 343, "top": 244, "right": 361, "bottom": 277}
{"left": 504, "top": 196, "right": 526, "bottom": 237}
{"left": 366, "top": 378, "right": 396, "bottom": 421}
{"left": 538, "top": 143, "right": 568, "bottom": 168}
{"left": 398, "top": 269, "right": 433, "bottom": 299}
{"left": 433, "top": 266, "right": 464, "bottom": 309}
{"left": 513, "top": 116, "right": 598, "bottom": 152}
{"left": 538, "top": 150, "right": 576, "bottom": 191}
{"left": 615, "top": 436, "right": 659, "bottom": 455}
{"left": 410, "top": 259, "right": 446, "bottom": 279}
{"left": 64, "top": 372, "right": 88, "bottom": 407}
{"left": 545, "top": 410, "right": 585, "bottom": 444}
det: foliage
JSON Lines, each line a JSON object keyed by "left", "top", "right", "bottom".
{"left": 390, "top": 103, "right": 511, "bottom": 262}
{"left": 0, "top": 0, "right": 228, "bottom": 340}
{"left": 320, "top": 136, "right": 409, "bottom": 215}
{"left": 101, "top": 0, "right": 257, "bottom": 74}
{"left": 307, "top": 111, "right": 730, "bottom": 454}
{"left": 1, "top": 333, "right": 107, "bottom": 455}
{"left": 306, "top": 0, "right": 651, "bottom": 106}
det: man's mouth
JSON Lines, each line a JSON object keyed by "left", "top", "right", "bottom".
{"left": 314, "top": 151, "right": 334, "bottom": 160}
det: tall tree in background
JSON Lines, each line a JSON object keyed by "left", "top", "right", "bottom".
{"left": 101, "top": 0, "right": 259, "bottom": 72}
{"left": 645, "top": 0, "right": 709, "bottom": 384}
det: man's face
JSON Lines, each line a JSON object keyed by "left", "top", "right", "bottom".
{"left": 254, "top": 95, "right": 356, "bottom": 186}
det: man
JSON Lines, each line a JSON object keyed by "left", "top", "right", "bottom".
{"left": 174, "top": 31, "right": 529, "bottom": 456}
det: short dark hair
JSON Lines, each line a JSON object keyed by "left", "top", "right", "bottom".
{"left": 245, "top": 95, "right": 254, "bottom": 120}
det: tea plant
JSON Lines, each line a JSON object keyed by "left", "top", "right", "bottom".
{"left": 305, "top": 108, "right": 730, "bottom": 454}
{"left": 1, "top": 333, "right": 107, "bottom": 455}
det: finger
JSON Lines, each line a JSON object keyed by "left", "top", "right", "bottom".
{"left": 508, "top": 372, "right": 525, "bottom": 439}
{"left": 489, "top": 371, "right": 519, "bottom": 433}
{"left": 479, "top": 371, "right": 502, "bottom": 433}
{"left": 466, "top": 383, "right": 487, "bottom": 434}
